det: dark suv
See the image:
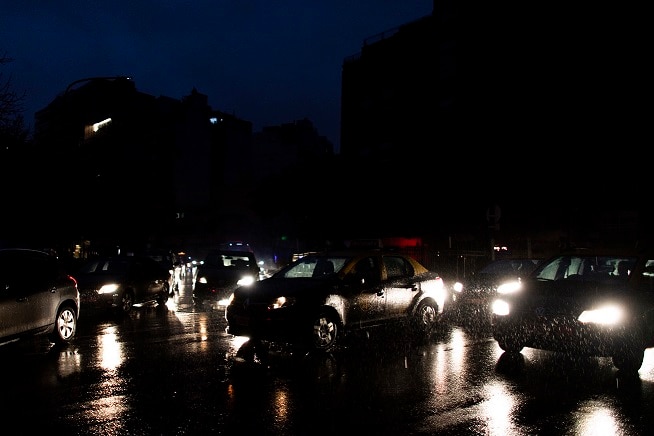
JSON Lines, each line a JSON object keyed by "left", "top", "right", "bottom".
{"left": 492, "top": 249, "right": 654, "bottom": 372}
{"left": 192, "top": 250, "right": 260, "bottom": 310}
{"left": 0, "top": 248, "right": 80, "bottom": 346}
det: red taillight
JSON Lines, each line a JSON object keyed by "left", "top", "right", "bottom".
{"left": 68, "top": 274, "right": 78, "bottom": 286}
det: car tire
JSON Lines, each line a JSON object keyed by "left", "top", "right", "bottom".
{"left": 49, "top": 304, "right": 77, "bottom": 344}
{"left": 412, "top": 300, "right": 439, "bottom": 337}
{"left": 309, "top": 310, "right": 340, "bottom": 352}
{"left": 495, "top": 336, "right": 524, "bottom": 353}
{"left": 118, "top": 291, "right": 135, "bottom": 314}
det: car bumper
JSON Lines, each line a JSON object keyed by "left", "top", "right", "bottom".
{"left": 492, "top": 314, "right": 639, "bottom": 356}
{"left": 225, "top": 306, "right": 303, "bottom": 342}
{"left": 80, "top": 291, "right": 122, "bottom": 310}
{"left": 192, "top": 285, "right": 234, "bottom": 308}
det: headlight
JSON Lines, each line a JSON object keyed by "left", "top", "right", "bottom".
{"left": 269, "top": 296, "right": 295, "bottom": 310}
{"left": 491, "top": 299, "right": 510, "bottom": 316}
{"left": 237, "top": 275, "right": 256, "bottom": 287}
{"left": 497, "top": 280, "right": 522, "bottom": 295}
{"left": 452, "top": 282, "right": 463, "bottom": 293}
{"left": 578, "top": 305, "right": 624, "bottom": 325}
{"left": 198, "top": 276, "right": 208, "bottom": 284}
{"left": 98, "top": 283, "right": 119, "bottom": 294}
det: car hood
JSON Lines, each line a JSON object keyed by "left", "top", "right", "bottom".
{"left": 232, "top": 277, "right": 334, "bottom": 302}
{"left": 467, "top": 272, "right": 520, "bottom": 287}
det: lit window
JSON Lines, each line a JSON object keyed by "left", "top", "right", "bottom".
{"left": 84, "top": 117, "right": 112, "bottom": 139}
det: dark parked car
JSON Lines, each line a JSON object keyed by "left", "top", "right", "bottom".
{"left": 491, "top": 249, "right": 654, "bottom": 372}
{"left": 75, "top": 255, "right": 171, "bottom": 315}
{"left": 225, "top": 249, "right": 448, "bottom": 354}
{"left": 0, "top": 248, "right": 80, "bottom": 346}
{"left": 193, "top": 250, "right": 260, "bottom": 310}
{"left": 144, "top": 249, "right": 182, "bottom": 294}
{"left": 449, "top": 257, "right": 541, "bottom": 328}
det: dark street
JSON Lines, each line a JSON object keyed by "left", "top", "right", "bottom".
{"left": 3, "top": 277, "right": 654, "bottom": 435}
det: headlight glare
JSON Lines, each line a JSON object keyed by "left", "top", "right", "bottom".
{"left": 98, "top": 283, "right": 119, "bottom": 294}
{"left": 578, "top": 305, "right": 624, "bottom": 325}
{"left": 237, "top": 275, "right": 256, "bottom": 287}
{"left": 497, "top": 280, "right": 522, "bottom": 295}
{"left": 492, "top": 299, "right": 510, "bottom": 316}
{"left": 270, "top": 296, "right": 295, "bottom": 310}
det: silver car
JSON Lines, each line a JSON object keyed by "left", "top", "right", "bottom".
{"left": 0, "top": 248, "right": 80, "bottom": 346}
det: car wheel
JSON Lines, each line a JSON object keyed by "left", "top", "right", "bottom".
{"left": 49, "top": 304, "right": 77, "bottom": 344}
{"left": 495, "top": 335, "right": 524, "bottom": 353}
{"left": 613, "top": 348, "right": 645, "bottom": 373}
{"left": 309, "top": 311, "right": 339, "bottom": 352}
{"left": 412, "top": 300, "right": 439, "bottom": 336}
{"left": 118, "top": 291, "right": 135, "bottom": 314}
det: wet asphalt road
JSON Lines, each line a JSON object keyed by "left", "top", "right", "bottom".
{"left": 3, "top": 277, "right": 654, "bottom": 435}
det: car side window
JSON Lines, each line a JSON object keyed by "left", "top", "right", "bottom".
{"left": 353, "top": 257, "right": 380, "bottom": 285}
{"left": 383, "top": 255, "right": 412, "bottom": 280}
{"left": 2, "top": 253, "right": 56, "bottom": 293}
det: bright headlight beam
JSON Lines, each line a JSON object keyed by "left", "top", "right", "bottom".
{"left": 496, "top": 280, "right": 521, "bottom": 295}
{"left": 578, "top": 305, "right": 623, "bottom": 325}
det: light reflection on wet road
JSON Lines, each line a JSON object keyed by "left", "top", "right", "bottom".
{"left": 2, "top": 278, "right": 654, "bottom": 435}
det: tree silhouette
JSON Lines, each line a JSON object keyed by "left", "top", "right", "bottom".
{"left": 0, "top": 53, "right": 28, "bottom": 143}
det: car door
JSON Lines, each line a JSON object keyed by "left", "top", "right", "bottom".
{"left": 0, "top": 253, "right": 58, "bottom": 339}
{"left": 382, "top": 255, "right": 419, "bottom": 320}
{"left": 345, "top": 256, "right": 386, "bottom": 328}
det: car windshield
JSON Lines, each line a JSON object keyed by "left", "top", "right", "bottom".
{"left": 204, "top": 253, "right": 255, "bottom": 270}
{"left": 276, "top": 255, "right": 349, "bottom": 278}
{"left": 479, "top": 259, "right": 539, "bottom": 276}
{"left": 78, "top": 259, "right": 131, "bottom": 275}
{"left": 534, "top": 255, "right": 638, "bottom": 282}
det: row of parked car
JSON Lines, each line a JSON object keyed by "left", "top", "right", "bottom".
{"left": 0, "top": 248, "right": 175, "bottom": 348}
{"left": 0, "top": 245, "right": 266, "bottom": 348}
{"left": 4, "top": 244, "right": 654, "bottom": 373}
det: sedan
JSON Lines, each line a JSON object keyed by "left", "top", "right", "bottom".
{"left": 0, "top": 248, "right": 80, "bottom": 346}
{"left": 225, "top": 249, "right": 448, "bottom": 354}
{"left": 491, "top": 249, "right": 654, "bottom": 372}
{"left": 75, "top": 255, "right": 171, "bottom": 315}
{"left": 192, "top": 249, "right": 260, "bottom": 310}
{"left": 449, "top": 257, "right": 541, "bottom": 328}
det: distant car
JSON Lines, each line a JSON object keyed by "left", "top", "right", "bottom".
{"left": 225, "top": 249, "right": 449, "bottom": 354}
{"left": 75, "top": 255, "right": 171, "bottom": 315}
{"left": 491, "top": 249, "right": 654, "bottom": 372}
{"left": 0, "top": 248, "right": 80, "bottom": 346}
{"left": 192, "top": 250, "right": 260, "bottom": 310}
{"left": 449, "top": 257, "right": 541, "bottom": 327}
{"left": 144, "top": 249, "right": 181, "bottom": 294}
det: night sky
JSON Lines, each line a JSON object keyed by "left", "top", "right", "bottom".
{"left": 2, "top": 1, "right": 433, "bottom": 152}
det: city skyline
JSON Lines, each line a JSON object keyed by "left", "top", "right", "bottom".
{"left": 1, "top": 1, "right": 434, "bottom": 153}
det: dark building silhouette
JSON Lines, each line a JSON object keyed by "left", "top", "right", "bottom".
{"left": 26, "top": 76, "right": 333, "bottom": 259}
{"left": 338, "top": 1, "right": 453, "bottom": 245}
{"left": 9, "top": 1, "right": 650, "bottom": 263}
{"left": 337, "top": 0, "right": 647, "bottom": 258}
{"left": 340, "top": 1, "right": 450, "bottom": 163}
